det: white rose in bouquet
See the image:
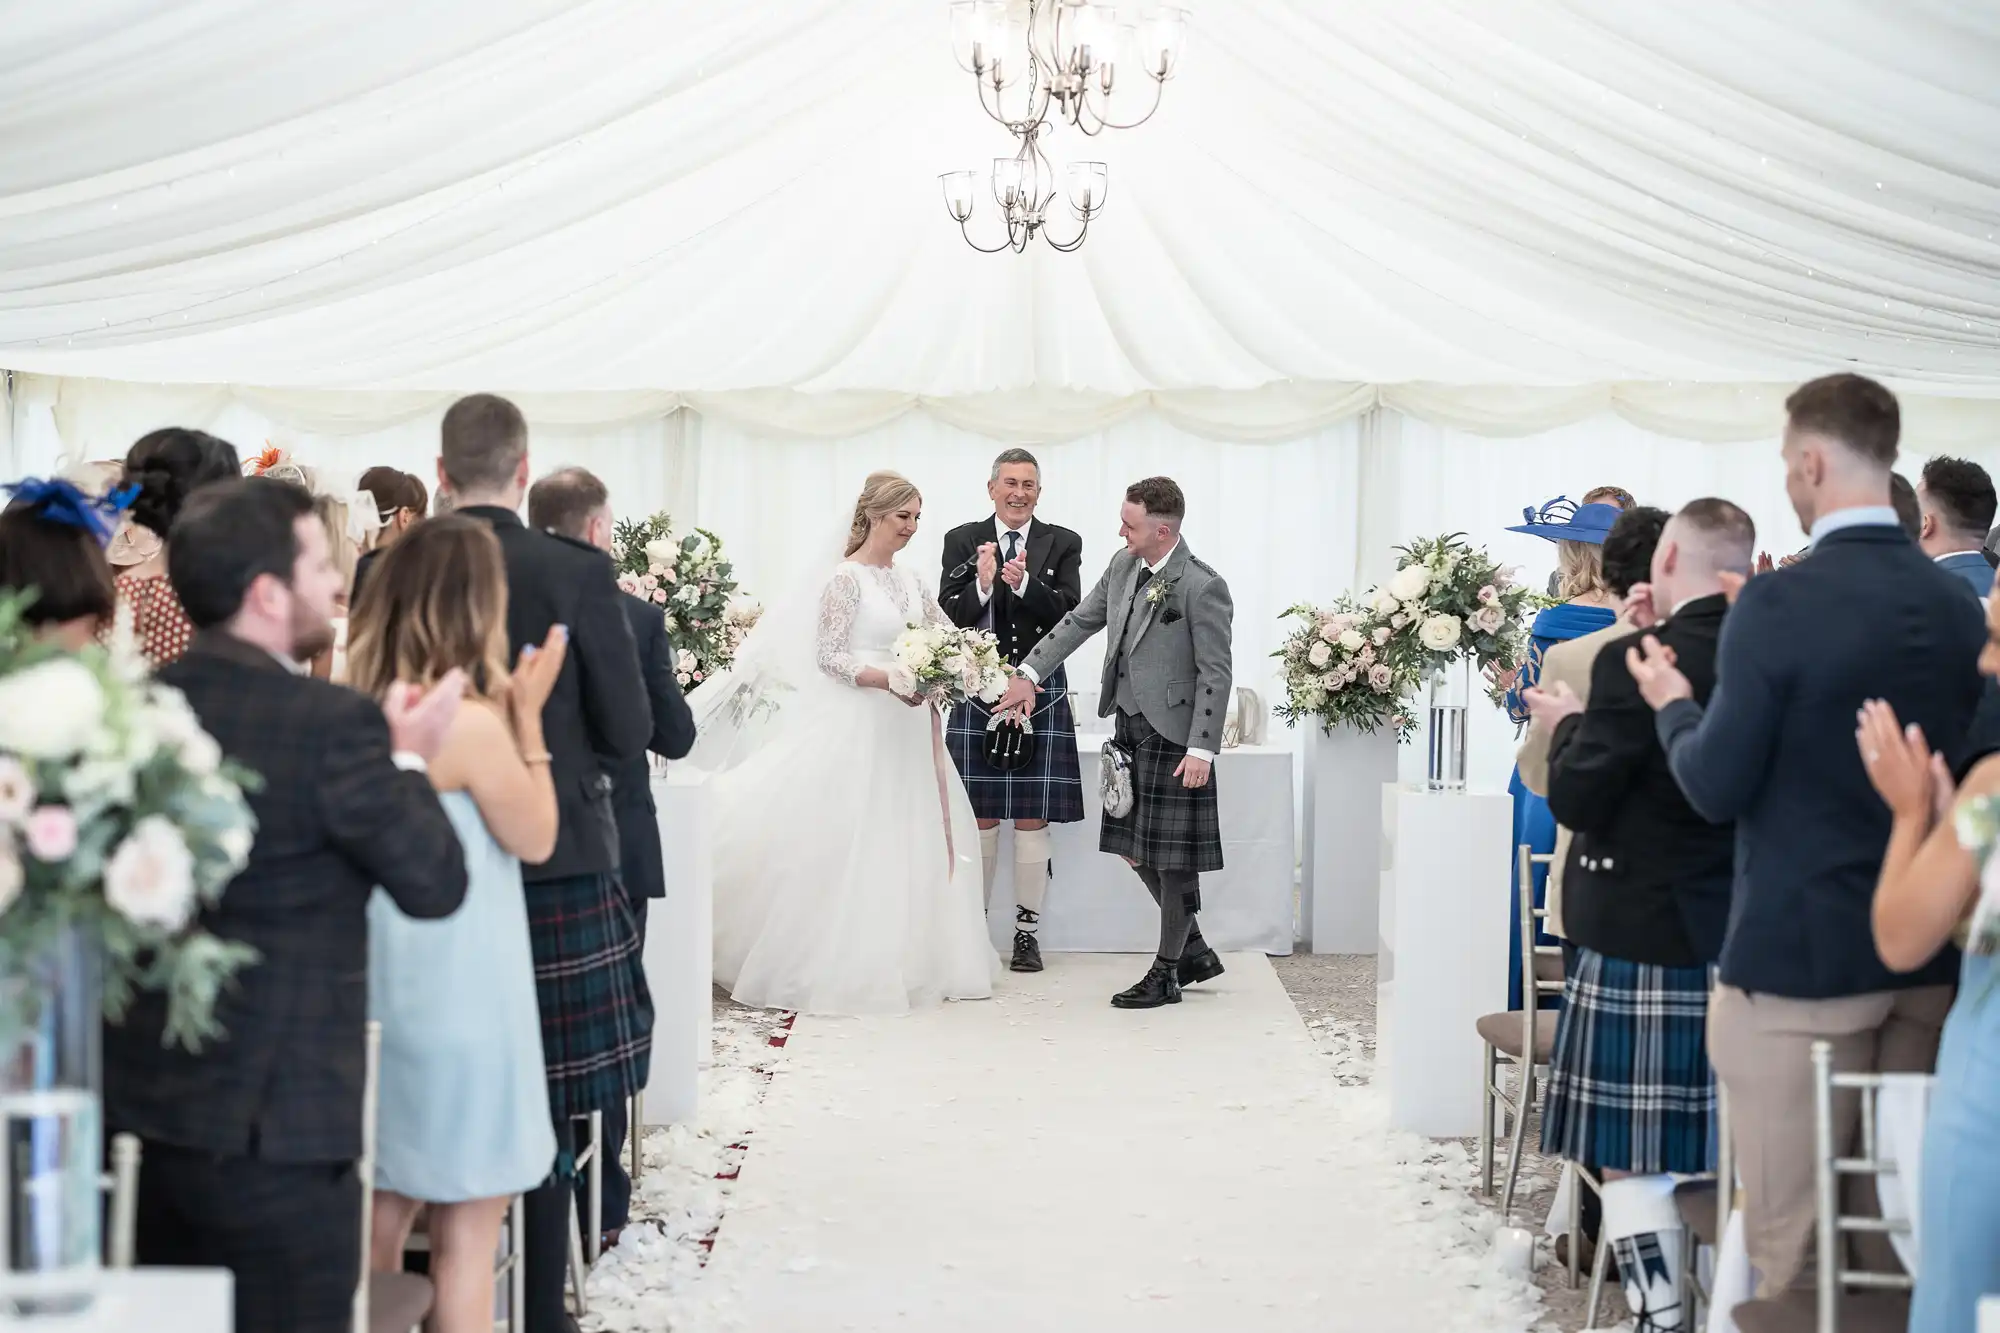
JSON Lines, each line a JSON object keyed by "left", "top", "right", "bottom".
{"left": 887, "top": 665, "right": 918, "bottom": 697}
{"left": 1318, "top": 621, "right": 1341, "bottom": 644}
{"left": 0, "top": 756, "right": 32, "bottom": 823}
{"left": 1418, "top": 613, "right": 1464, "bottom": 652}
{"left": 1372, "top": 625, "right": 1392, "bottom": 646}
{"left": 105, "top": 815, "right": 198, "bottom": 932}
{"left": 1367, "top": 662, "right": 1395, "bottom": 692}
{"left": 0, "top": 841, "right": 19, "bottom": 915}
{"left": 1307, "top": 641, "right": 1332, "bottom": 668}
{"left": 1391, "top": 612, "right": 1410, "bottom": 630}
{"left": 1367, "top": 588, "right": 1399, "bottom": 616}
{"left": 892, "top": 629, "right": 932, "bottom": 671}
{"left": 0, "top": 658, "right": 107, "bottom": 759}
{"left": 1388, "top": 564, "right": 1430, "bottom": 602}
{"left": 644, "top": 537, "right": 680, "bottom": 572}
{"left": 1469, "top": 604, "right": 1506, "bottom": 635}
{"left": 1338, "top": 628, "right": 1365, "bottom": 652}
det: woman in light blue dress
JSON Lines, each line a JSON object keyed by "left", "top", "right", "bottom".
{"left": 346, "top": 517, "right": 567, "bottom": 1333}
{"left": 1856, "top": 587, "right": 2000, "bottom": 1333}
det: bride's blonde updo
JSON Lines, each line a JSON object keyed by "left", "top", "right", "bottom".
{"left": 845, "top": 470, "right": 923, "bottom": 556}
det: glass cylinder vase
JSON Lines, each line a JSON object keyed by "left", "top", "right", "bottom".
{"left": 1425, "top": 658, "right": 1471, "bottom": 792}
{"left": 0, "top": 923, "right": 103, "bottom": 1318}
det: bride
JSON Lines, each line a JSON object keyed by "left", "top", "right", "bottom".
{"left": 688, "top": 471, "right": 999, "bottom": 1015}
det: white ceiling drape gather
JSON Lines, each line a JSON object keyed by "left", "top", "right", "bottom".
{"left": 2, "top": 0, "right": 1997, "bottom": 417}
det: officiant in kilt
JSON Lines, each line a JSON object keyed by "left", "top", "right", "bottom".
{"left": 940, "top": 448, "right": 1087, "bottom": 974}
{"left": 996, "top": 476, "right": 1234, "bottom": 1010}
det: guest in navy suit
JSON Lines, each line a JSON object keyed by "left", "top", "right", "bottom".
{"left": 1918, "top": 456, "right": 1997, "bottom": 598}
{"left": 1623, "top": 373, "right": 1984, "bottom": 1298}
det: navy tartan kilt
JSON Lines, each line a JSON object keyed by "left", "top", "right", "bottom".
{"left": 1100, "top": 709, "right": 1223, "bottom": 875}
{"left": 944, "top": 664, "right": 1085, "bottom": 823}
{"left": 1540, "top": 947, "right": 1716, "bottom": 1174}
{"left": 527, "top": 872, "right": 654, "bottom": 1120}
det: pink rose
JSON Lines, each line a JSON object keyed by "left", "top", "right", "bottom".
{"left": 1367, "top": 663, "right": 1394, "bottom": 692}
{"left": 1477, "top": 585, "right": 1498, "bottom": 605}
{"left": 25, "top": 805, "right": 78, "bottom": 861}
{"left": 651, "top": 589, "right": 668, "bottom": 604}
{"left": 692, "top": 671, "right": 704, "bottom": 682}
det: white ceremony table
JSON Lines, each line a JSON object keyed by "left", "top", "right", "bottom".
{"left": 21, "top": 1269, "right": 233, "bottom": 1331}
{"left": 641, "top": 766, "right": 713, "bottom": 1127}
{"left": 1377, "top": 784, "right": 1512, "bottom": 1137}
{"left": 984, "top": 742, "right": 1296, "bottom": 956}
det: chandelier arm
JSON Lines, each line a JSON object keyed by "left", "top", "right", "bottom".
{"left": 955, "top": 217, "right": 1019, "bottom": 255}
{"left": 1077, "top": 76, "right": 1166, "bottom": 133}
{"left": 1041, "top": 214, "right": 1091, "bottom": 252}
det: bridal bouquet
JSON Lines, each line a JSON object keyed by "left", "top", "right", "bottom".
{"left": 1372, "top": 534, "right": 1533, "bottom": 692}
{"left": 888, "top": 624, "right": 1009, "bottom": 708}
{"left": 1274, "top": 597, "right": 1418, "bottom": 740}
{"left": 612, "top": 513, "right": 749, "bottom": 691}
{"left": 0, "top": 594, "right": 261, "bottom": 1051}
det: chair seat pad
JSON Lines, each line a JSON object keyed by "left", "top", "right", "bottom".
{"left": 1673, "top": 1179, "right": 1720, "bottom": 1245}
{"left": 369, "top": 1270, "right": 435, "bottom": 1333}
{"left": 1733, "top": 1290, "right": 1910, "bottom": 1333}
{"left": 1476, "top": 1010, "right": 1555, "bottom": 1062}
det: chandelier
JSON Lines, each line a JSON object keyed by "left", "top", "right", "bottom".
{"left": 940, "top": 1, "right": 1188, "bottom": 253}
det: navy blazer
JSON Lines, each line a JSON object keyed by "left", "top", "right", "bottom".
{"left": 1653, "top": 524, "right": 1983, "bottom": 998}
{"left": 1936, "top": 549, "right": 1995, "bottom": 598}
{"left": 605, "top": 592, "right": 696, "bottom": 902}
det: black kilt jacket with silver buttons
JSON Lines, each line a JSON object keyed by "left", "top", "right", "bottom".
{"left": 938, "top": 516, "right": 1085, "bottom": 664}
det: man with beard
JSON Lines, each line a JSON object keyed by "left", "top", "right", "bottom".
{"left": 105, "top": 476, "right": 469, "bottom": 1333}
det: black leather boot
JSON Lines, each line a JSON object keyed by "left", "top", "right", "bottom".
{"left": 1111, "top": 957, "right": 1182, "bottom": 1009}
{"left": 1009, "top": 928, "right": 1044, "bottom": 973}
{"left": 1177, "top": 944, "right": 1225, "bottom": 986}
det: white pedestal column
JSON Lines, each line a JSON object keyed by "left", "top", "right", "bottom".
{"left": 1378, "top": 785, "right": 1512, "bottom": 1137}
{"left": 643, "top": 766, "right": 713, "bottom": 1126}
{"left": 1298, "top": 725, "right": 1399, "bottom": 953}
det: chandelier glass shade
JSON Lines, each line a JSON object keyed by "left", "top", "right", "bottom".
{"left": 941, "top": 0, "right": 1186, "bottom": 253}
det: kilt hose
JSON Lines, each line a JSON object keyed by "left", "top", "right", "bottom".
{"left": 1540, "top": 946, "right": 1717, "bottom": 1175}
{"left": 1102, "top": 708, "right": 1223, "bottom": 876}
{"left": 527, "top": 870, "right": 654, "bottom": 1121}
{"left": 944, "top": 664, "right": 1085, "bottom": 823}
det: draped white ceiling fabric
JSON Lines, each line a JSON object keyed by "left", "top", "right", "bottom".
{"left": 3, "top": 0, "right": 1999, "bottom": 435}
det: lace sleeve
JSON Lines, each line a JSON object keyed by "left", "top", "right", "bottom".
{"left": 816, "top": 568, "right": 863, "bottom": 685}
{"left": 918, "top": 573, "right": 952, "bottom": 631}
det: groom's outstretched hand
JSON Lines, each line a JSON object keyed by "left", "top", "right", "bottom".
{"left": 996, "top": 672, "right": 1040, "bottom": 719}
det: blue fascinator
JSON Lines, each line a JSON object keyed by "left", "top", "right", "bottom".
{"left": 2, "top": 477, "right": 139, "bottom": 547}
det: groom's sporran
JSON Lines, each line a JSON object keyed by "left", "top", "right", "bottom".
{"left": 939, "top": 448, "right": 1086, "bottom": 973}
{"left": 997, "top": 475, "right": 1234, "bottom": 1009}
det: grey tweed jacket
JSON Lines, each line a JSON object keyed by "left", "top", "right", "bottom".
{"left": 1022, "top": 541, "right": 1234, "bottom": 753}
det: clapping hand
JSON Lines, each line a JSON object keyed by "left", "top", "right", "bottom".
{"left": 383, "top": 668, "right": 468, "bottom": 762}
{"left": 976, "top": 542, "right": 999, "bottom": 595}
{"left": 1857, "top": 698, "right": 1955, "bottom": 824}
{"left": 1624, "top": 636, "right": 1692, "bottom": 710}
{"left": 1000, "top": 548, "right": 1028, "bottom": 593}
{"left": 1521, "top": 679, "right": 1585, "bottom": 732}
{"left": 1623, "top": 581, "right": 1660, "bottom": 630}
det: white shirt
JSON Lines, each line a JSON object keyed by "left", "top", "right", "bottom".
{"left": 1807, "top": 505, "right": 1900, "bottom": 550}
{"left": 975, "top": 517, "right": 1033, "bottom": 605}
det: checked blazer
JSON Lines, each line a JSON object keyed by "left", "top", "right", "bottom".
{"left": 104, "top": 631, "right": 467, "bottom": 1164}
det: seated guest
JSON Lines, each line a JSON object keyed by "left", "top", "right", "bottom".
{"left": 527, "top": 465, "right": 696, "bottom": 1246}
{"left": 437, "top": 394, "right": 652, "bottom": 1333}
{"left": 1495, "top": 496, "right": 1624, "bottom": 1008}
{"left": 115, "top": 428, "right": 240, "bottom": 666}
{"left": 104, "top": 477, "right": 469, "bottom": 1333}
{"left": 1855, "top": 593, "right": 2000, "bottom": 1333}
{"left": 1917, "top": 455, "right": 1998, "bottom": 597}
{"left": 1624, "top": 374, "right": 1982, "bottom": 1298}
{"left": 348, "top": 517, "right": 565, "bottom": 1333}
{"left": 0, "top": 477, "right": 126, "bottom": 649}
{"left": 1526, "top": 498, "right": 1753, "bottom": 1327}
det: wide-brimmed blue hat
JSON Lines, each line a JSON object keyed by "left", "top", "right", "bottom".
{"left": 1506, "top": 496, "right": 1619, "bottom": 545}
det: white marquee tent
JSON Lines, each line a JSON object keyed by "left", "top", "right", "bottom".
{"left": 4, "top": 0, "right": 1999, "bottom": 784}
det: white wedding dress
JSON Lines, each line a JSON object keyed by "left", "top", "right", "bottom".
{"left": 700, "top": 559, "right": 998, "bottom": 1016}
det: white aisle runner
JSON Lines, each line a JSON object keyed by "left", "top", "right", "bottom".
{"left": 683, "top": 954, "right": 1539, "bottom": 1333}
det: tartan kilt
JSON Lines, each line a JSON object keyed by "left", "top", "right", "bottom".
{"left": 1100, "top": 709, "right": 1223, "bottom": 875}
{"left": 943, "top": 664, "right": 1085, "bottom": 823}
{"left": 526, "top": 871, "right": 654, "bottom": 1120}
{"left": 1540, "top": 946, "right": 1716, "bottom": 1174}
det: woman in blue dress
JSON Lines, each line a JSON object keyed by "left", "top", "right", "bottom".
{"left": 347, "top": 517, "right": 567, "bottom": 1333}
{"left": 1857, "top": 589, "right": 2000, "bottom": 1333}
{"left": 1493, "top": 498, "right": 1623, "bottom": 1008}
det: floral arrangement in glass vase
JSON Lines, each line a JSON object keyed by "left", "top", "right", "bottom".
{"left": 1273, "top": 597, "right": 1418, "bottom": 741}
{"left": 611, "top": 513, "right": 757, "bottom": 691}
{"left": 0, "top": 594, "right": 261, "bottom": 1051}
{"left": 1372, "top": 534, "right": 1534, "bottom": 697}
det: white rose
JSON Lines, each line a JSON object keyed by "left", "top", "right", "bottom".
{"left": 177, "top": 730, "right": 222, "bottom": 777}
{"left": 1307, "top": 641, "right": 1332, "bottom": 669}
{"left": 1387, "top": 565, "right": 1430, "bottom": 602}
{"left": 892, "top": 634, "right": 930, "bottom": 671}
{"left": 1390, "top": 612, "right": 1410, "bottom": 630}
{"left": 104, "top": 815, "right": 197, "bottom": 933}
{"left": 1417, "top": 613, "right": 1463, "bottom": 652}
{"left": 1318, "top": 621, "right": 1340, "bottom": 645}
{"left": 886, "top": 665, "right": 918, "bottom": 697}
{"left": 1372, "top": 626, "right": 1391, "bottom": 646}
{"left": 217, "top": 823, "right": 253, "bottom": 867}
{"left": 1338, "top": 628, "right": 1365, "bottom": 652}
{"left": 1367, "top": 588, "right": 1399, "bottom": 616}
{"left": 0, "top": 757, "right": 32, "bottom": 824}
{"left": 0, "top": 659, "right": 107, "bottom": 759}
{"left": 644, "top": 537, "right": 680, "bottom": 570}
{"left": 1470, "top": 605, "right": 1506, "bottom": 635}
{"left": 0, "top": 840, "right": 19, "bottom": 916}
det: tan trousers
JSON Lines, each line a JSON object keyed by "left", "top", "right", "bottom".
{"left": 1707, "top": 982, "right": 1954, "bottom": 1296}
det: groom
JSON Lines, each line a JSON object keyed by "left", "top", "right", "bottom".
{"left": 995, "top": 476, "right": 1234, "bottom": 1008}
